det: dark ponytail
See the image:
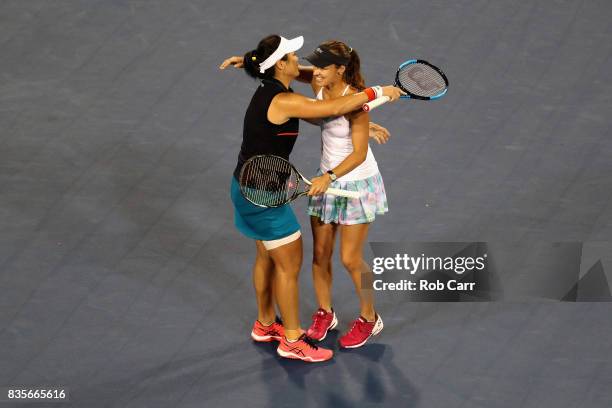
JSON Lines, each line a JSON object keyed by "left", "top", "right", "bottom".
{"left": 243, "top": 34, "right": 287, "bottom": 80}
{"left": 320, "top": 40, "right": 366, "bottom": 90}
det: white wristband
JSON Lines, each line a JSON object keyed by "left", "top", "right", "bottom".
{"left": 372, "top": 86, "right": 384, "bottom": 99}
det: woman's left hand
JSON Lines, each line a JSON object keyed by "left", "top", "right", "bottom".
{"left": 369, "top": 122, "right": 390, "bottom": 144}
{"left": 219, "top": 56, "right": 244, "bottom": 70}
{"left": 307, "top": 174, "right": 332, "bottom": 196}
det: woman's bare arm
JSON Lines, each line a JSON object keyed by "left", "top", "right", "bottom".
{"left": 296, "top": 65, "right": 314, "bottom": 83}
{"left": 269, "top": 85, "right": 403, "bottom": 123}
{"left": 307, "top": 110, "right": 370, "bottom": 195}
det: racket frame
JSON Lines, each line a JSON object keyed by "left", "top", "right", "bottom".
{"left": 396, "top": 59, "right": 448, "bottom": 101}
{"left": 363, "top": 59, "right": 448, "bottom": 111}
{"left": 239, "top": 155, "right": 360, "bottom": 208}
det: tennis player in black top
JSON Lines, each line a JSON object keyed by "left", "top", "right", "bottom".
{"left": 221, "top": 34, "right": 402, "bottom": 362}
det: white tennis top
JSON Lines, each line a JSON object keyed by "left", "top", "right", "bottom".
{"left": 316, "top": 85, "right": 379, "bottom": 181}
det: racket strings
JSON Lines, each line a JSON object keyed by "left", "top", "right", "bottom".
{"left": 240, "top": 155, "right": 299, "bottom": 207}
{"left": 397, "top": 63, "right": 446, "bottom": 97}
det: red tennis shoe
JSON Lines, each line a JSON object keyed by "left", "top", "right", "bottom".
{"left": 306, "top": 308, "right": 338, "bottom": 341}
{"left": 339, "top": 314, "right": 384, "bottom": 348}
{"left": 277, "top": 334, "right": 333, "bottom": 362}
{"left": 251, "top": 317, "right": 284, "bottom": 342}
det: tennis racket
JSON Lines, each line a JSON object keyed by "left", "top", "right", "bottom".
{"left": 239, "top": 155, "right": 360, "bottom": 208}
{"left": 363, "top": 59, "right": 448, "bottom": 111}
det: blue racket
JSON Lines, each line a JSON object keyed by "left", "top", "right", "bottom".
{"left": 363, "top": 59, "right": 448, "bottom": 111}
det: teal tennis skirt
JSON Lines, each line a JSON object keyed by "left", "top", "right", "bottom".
{"left": 230, "top": 177, "right": 300, "bottom": 241}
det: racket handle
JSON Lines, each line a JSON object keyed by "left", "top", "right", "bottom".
{"left": 325, "top": 187, "right": 360, "bottom": 199}
{"left": 363, "top": 96, "right": 391, "bottom": 112}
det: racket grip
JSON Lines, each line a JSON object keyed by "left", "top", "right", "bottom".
{"left": 325, "top": 187, "right": 360, "bottom": 199}
{"left": 363, "top": 96, "right": 391, "bottom": 112}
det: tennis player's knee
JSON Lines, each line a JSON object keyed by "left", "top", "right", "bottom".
{"left": 341, "top": 251, "right": 363, "bottom": 272}
{"left": 274, "top": 264, "right": 301, "bottom": 281}
{"left": 312, "top": 243, "right": 333, "bottom": 267}
{"left": 268, "top": 241, "right": 303, "bottom": 277}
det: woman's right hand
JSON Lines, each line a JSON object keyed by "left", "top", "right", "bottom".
{"left": 382, "top": 86, "right": 405, "bottom": 101}
{"left": 219, "top": 56, "right": 244, "bottom": 70}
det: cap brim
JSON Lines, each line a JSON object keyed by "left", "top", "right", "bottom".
{"left": 285, "top": 35, "right": 304, "bottom": 53}
{"left": 304, "top": 52, "right": 335, "bottom": 68}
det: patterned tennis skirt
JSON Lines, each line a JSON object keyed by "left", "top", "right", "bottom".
{"left": 307, "top": 170, "right": 388, "bottom": 225}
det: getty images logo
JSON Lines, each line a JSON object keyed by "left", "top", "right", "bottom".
{"left": 372, "top": 253, "right": 488, "bottom": 275}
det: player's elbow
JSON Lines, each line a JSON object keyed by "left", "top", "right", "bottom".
{"left": 354, "top": 149, "right": 367, "bottom": 163}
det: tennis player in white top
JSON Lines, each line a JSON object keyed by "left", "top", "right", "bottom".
{"left": 299, "top": 41, "right": 386, "bottom": 348}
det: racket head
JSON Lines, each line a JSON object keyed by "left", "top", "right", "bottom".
{"left": 395, "top": 59, "right": 448, "bottom": 100}
{"left": 238, "top": 155, "right": 302, "bottom": 208}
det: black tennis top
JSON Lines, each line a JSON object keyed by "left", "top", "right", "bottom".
{"left": 233, "top": 78, "right": 299, "bottom": 180}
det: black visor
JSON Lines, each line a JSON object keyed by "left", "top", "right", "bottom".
{"left": 304, "top": 45, "right": 350, "bottom": 67}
